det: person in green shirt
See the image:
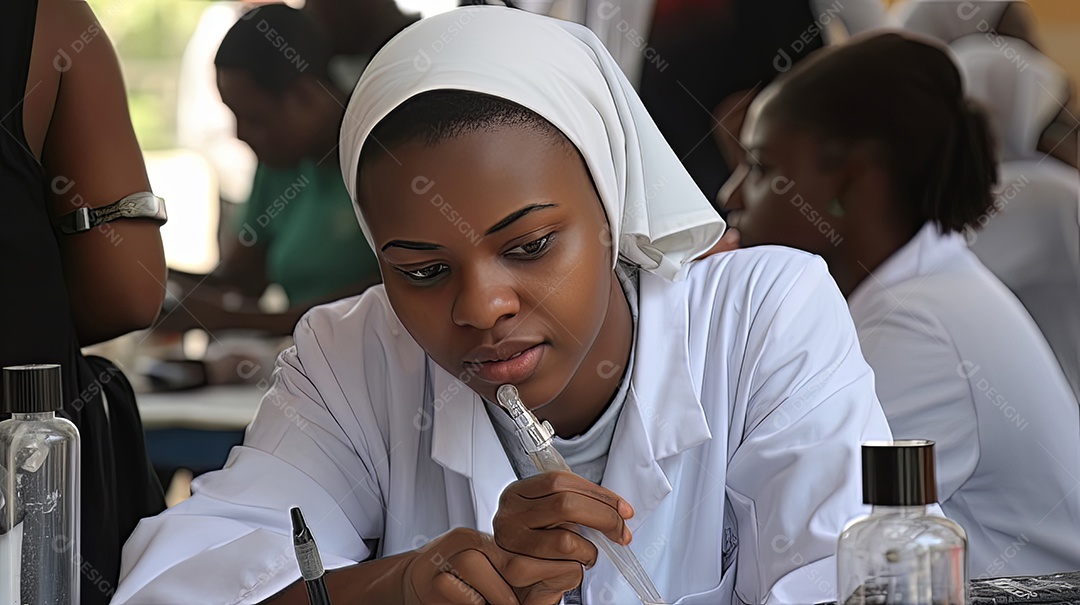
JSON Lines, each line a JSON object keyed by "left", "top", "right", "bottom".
{"left": 161, "top": 4, "right": 379, "bottom": 337}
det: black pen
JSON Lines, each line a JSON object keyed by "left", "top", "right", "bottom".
{"left": 291, "top": 507, "right": 332, "bottom": 605}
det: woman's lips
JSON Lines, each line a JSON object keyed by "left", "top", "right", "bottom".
{"left": 466, "top": 344, "right": 546, "bottom": 385}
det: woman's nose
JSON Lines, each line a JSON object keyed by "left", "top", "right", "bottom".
{"left": 717, "top": 163, "right": 749, "bottom": 211}
{"left": 451, "top": 267, "right": 520, "bottom": 330}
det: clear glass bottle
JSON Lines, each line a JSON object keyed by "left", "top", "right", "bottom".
{"left": 0, "top": 364, "right": 81, "bottom": 605}
{"left": 837, "top": 440, "right": 966, "bottom": 605}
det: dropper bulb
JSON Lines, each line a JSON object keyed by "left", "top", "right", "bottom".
{"left": 496, "top": 384, "right": 519, "bottom": 411}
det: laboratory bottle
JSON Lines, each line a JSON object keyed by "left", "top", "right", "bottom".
{"left": 0, "top": 364, "right": 81, "bottom": 605}
{"left": 837, "top": 440, "right": 966, "bottom": 605}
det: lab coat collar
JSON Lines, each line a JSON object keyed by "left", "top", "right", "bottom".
{"left": 600, "top": 268, "right": 712, "bottom": 527}
{"left": 429, "top": 362, "right": 517, "bottom": 534}
{"left": 848, "top": 222, "right": 967, "bottom": 312}
{"left": 428, "top": 268, "right": 711, "bottom": 530}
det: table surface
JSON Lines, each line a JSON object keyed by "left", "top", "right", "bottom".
{"left": 136, "top": 385, "right": 264, "bottom": 431}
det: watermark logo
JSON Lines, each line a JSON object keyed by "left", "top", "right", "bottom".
{"left": 595, "top": 2, "right": 669, "bottom": 72}
{"left": 411, "top": 176, "right": 482, "bottom": 246}
{"left": 51, "top": 176, "right": 125, "bottom": 246}
{"left": 54, "top": 23, "right": 102, "bottom": 72}
{"left": 979, "top": 534, "right": 1030, "bottom": 578}
{"left": 956, "top": 361, "right": 1029, "bottom": 430}
{"left": 413, "top": 8, "right": 481, "bottom": 72}
{"left": 956, "top": 2, "right": 1030, "bottom": 71}
{"left": 256, "top": 19, "right": 310, "bottom": 73}
{"left": 238, "top": 174, "right": 311, "bottom": 246}
{"left": 771, "top": 533, "right": 834, "bottom": 597}
{"left": 771, "top": 176, "right": 843, "bottom": 246}
{"left": 961, "top": 174, "right": 1030, "bottom": 245}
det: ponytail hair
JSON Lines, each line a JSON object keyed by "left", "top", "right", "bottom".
{"left": 767, "top": 33, "right": 998, "bottom": 233}
{"left": 925, "top": 99, "right": 998, "bottom": 232}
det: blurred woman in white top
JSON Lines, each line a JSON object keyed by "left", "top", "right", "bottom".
{"left": 722, "top": 32, "right": 1080, "bottom": 578}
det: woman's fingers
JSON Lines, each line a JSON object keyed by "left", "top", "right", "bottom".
{"left": 428, "top": 572, "right": 490, "bottom": 605}
{"left": 436, "top": 549, "right": 521, "bottom": 605}
{"left": 408, "top": 526, "right": 587, "bottom": 605}
{"left": 493, "top": 471, "right": 634, "bottom": 568}
{"left": 499, "top": 474, "right": 631, "bottom": 539}
{"left": 509, "top": 472, "right": 634, "bottom": 520}
{"left": 498, "top": 490, "right": 627, "bottom": 554}
{"left": 410, "top": 528, "right": 519, "bottom": 605}
{"left": 501, "top": 556, "right": 584, "bottom": 605}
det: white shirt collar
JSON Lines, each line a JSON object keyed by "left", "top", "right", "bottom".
{"left": 848, "top": 222, "right": 968, "bottom": 314}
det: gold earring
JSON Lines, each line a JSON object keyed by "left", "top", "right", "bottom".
{"left": 827, "top": 198, "right": 845, "bottom": 218}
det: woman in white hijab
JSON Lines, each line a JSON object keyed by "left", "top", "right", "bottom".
{"left": 115, "top": 7, "right": 890, "bottom": 604}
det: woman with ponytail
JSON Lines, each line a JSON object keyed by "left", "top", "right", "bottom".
{"left": 722, "top": 32, "right": 1080, "bottom": 577}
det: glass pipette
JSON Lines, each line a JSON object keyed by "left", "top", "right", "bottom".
{"left": 496, "top": 384, "right": 666, "bottom": 605}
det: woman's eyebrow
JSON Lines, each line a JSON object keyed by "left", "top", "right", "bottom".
{"left": 484, "top": 203, "right": 558, "bottom": 236}
{"left": 380, "top": 203, "right": 559, "bottom": 251}
{"left": 381, "top": 240, "right": 442, "bottom": 252}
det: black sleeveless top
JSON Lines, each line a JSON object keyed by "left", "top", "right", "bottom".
{"left": 2, "top": 2, "right": 164, "bottom": 603}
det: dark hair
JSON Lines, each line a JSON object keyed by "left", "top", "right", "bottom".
{"left": 214, "top": 4, "right": 332, "bottom": 93}
{"left": 767, "top": 33, "right": 998, "bottom": 233}
{"left": 360, "top": 90, "right": 571, "bottom": 170}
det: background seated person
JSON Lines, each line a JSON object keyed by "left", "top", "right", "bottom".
{"left": 722, "top": 32, "right": 1080, "bottom": 577}
{"left": 951, "top": 34, "right": 1080, "bottom": 401}
{"left": 159, "top": 4, "right": 380, "bottom": 339}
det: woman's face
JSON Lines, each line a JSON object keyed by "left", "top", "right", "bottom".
{"left": 358, "top": 125, "right": 624, "bottom": 413}
{"left": 720, "top": 93, "right": 845, "bottom": 256}
{"left": 217, "top": 68, "right": 326, "bottom": 168}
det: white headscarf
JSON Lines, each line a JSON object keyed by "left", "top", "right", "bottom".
{"left": 950, "top": 34, "right": 1069, "bottom": 161}
{"left": 339, "top": 6, "right": 724, "bottom": 281}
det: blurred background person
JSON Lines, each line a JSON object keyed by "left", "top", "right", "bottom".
{"left": 892, "top": 0, "right": 1077, "bottom": 167}
{"left": 721, "top": 32, "right": 1080, "bottom": 577}
{"left": 3, "top": 0, "right": 168, "bottom": 601}
{"left": 159, "top": 4, "right": 380, "bottom": 341}
{"left": 951, "top": 34, "right": 1080, "bottom": 400}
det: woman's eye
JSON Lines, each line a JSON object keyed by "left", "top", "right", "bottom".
{"left": 396, "top": 264, "right": 447, "bottom": 282}
{"left": 507, "top": 234, "right": 555, "bottom": 259}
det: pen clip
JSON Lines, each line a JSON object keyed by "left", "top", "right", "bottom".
{"left": 290, "top": 507, "right": 326, "bottom": 581}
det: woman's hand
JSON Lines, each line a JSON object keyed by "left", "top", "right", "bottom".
{"left": 403, "top": 527, "right": 584, "bottom": 605}
{"left": 492, "top": 472, "right": 634, "bottom": 592}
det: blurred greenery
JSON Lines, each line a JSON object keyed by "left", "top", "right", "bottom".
{"left": 88, "top": 0, "right": 208, "bottom": 150}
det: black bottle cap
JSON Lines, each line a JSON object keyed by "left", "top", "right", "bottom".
{"left": 862, "top": 440, "right": 937, "bottom": 506}
{"left": 3, "top": 364, "right": 63, "bottom": 414}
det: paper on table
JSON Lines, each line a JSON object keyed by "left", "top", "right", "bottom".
{"left": 0, "top": 520, "right": 23, "bottom": 604}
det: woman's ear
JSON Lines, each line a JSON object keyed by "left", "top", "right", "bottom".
{"left": 832, "top": 144, "right": 894, "bottom": 230}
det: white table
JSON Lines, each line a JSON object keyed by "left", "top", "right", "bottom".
{"left": 137, "top": 385, "right": 264, "bottom": 431}
{"left": 137, "top": 386, "right": 265, "bottom": 473}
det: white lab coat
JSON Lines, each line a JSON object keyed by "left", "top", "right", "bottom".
{"left": 891, "top": 0, "right": 1014, "bottom": 44}
{"left": 848, "top": 223, "right": 1080, "bottom": 578}
{"left": 968, "top": 160, "right": 1080, "bottom": 401}
{"left": 950, "top": 34, "right": 1080, "bottom": 400}
{"left": 115, "top": 248, "right": 891, "bottom": 605}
